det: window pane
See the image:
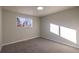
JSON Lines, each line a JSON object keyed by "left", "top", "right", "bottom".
{"left": 50, "top": 23, "right": 59, "bottom": 35}
{"left": 60, "top": 26, "right": 76, "bottom": 43}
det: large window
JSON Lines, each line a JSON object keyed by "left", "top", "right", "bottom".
{"left": 16, "top": 16, "right": 32, "bottom": 27}
{"left": 50, "top": 23, "right": 76, "bottom": 43}
{"left": 60, "top": 26, "right": 76, "bottom": 43}
{"left": 50, "top": 24, "right": 59, "bottom": 35}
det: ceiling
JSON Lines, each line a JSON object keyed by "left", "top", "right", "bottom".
{"left": 2, "top": 6, "right": 75, "bottom": 17}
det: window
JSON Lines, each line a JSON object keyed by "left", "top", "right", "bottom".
{"left": 50, "top": 23, "right": 59, "bottom": 35}
{"left": 16, "top": 16, "right": 32, "bottom": 27}
{"left": 60, "top": 26, "right": 76, "bottom": 43}
{"left": 50, "top": 23, "right": 76, "bottom": 43}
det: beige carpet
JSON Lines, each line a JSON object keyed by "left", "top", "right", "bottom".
{"left": 1, "top": 37, "right": 79, "bottom": 53}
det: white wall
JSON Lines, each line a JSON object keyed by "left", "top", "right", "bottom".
{"left": 2, "top": 10, "right": 40, "bottom": 45}
{"left": 40, "top": 7, "right": 79, "bottom": 48}
{"left": 0, "top": 7, "right": 2, "bottom": 51}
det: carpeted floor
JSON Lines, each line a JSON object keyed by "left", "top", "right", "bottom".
{"left": 1, "top": 37, "right": 79, "bottom": 53}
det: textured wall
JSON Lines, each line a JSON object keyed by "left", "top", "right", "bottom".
{"left": 2, "top": 10, "right": 40, "bottom": 45}
{"left": 40, "top": 7, "right": 79, "bottom": 48}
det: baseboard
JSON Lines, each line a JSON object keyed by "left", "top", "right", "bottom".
{"left": 42, "top": 37, "right": 79, "bottom": 49}
{"left": 2, "top": 36, "right": 40, "bottom": 46}
{"left": 2, "top": 36, "right": 79, "bottom": 49}
{"left": 51, "top": 39, "right": 79, "bottom": 48}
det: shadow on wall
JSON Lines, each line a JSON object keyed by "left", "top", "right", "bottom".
{"left": 50, "top": 23, "right": 77, "bottom": 44}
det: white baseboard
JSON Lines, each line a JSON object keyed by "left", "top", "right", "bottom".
{"left": 42, "top": 37, "right": 79, "bottom": 49}
{"left": 2, "top": 36, "right": 79, "bottom": 49}
{"left": 50, "top": 39, "right": 79, "bottom": 48}
{"left": 2, "top": 36, "right": 40, "bottom": 46}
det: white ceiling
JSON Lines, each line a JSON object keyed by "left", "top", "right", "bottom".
{"left": 2, "top": 6, "right": 75, "bottom": 17}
